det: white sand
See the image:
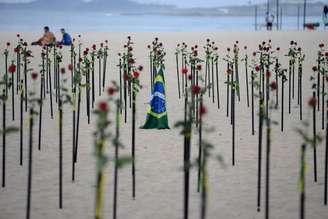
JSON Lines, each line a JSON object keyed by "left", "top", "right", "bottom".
{"left": 1, "top": 31, "right": 328, "bottom": 219}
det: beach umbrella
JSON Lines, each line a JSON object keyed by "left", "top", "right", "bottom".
{"left": 141, "top": 67, "right": 169, "bottom": 129}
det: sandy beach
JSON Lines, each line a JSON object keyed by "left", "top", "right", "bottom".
{"left": 0, "top": 31, "right": 328, "bottom": 219}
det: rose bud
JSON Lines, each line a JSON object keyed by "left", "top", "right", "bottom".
{"left": 147, "top": 45, "right": 151, "bottom": 49}
{"left": 244, "top": 46, "right": 247, "bottom": 50}
{"left": 236, "top": 41, "right": 239, "bottom": 44}
{"left": 105, "top": 40, "right": 108, "bottom": 43}
{"left": 308, "top": 97, "right": 316, "bottom": 108}
{"left": 155, "top": 37, "right": 158, "bottom": 41}
{"left": 276, "top": 47, "right": 280, "bottom": 51}
{"left": 68, "top": 64, "right": 73, "bottom": 71}
{"left": 138, "top": 65, "right": 143, "bottom": 71}
{"left": 195, "top": 45, "right": 198, "bottom": 49}
{"left": 23, "top": 42, "right": 28, "bottom": 46}
{"left": 60, "top": 67, "right": 66, "bottom": 74}
{"left": 199, "top": 103, "right": 207, "bottom": 116}
{"left": 123, "top": 73, "right": 130, "bottom": 81}
{"left": 227, "top": 48, "right": 231, "bottom": 52}
{"left": 79, "top": 58, "right": 83, "bottom": 63}
{"left": 14, "top": 47, "right": 19, "bottom": 53}
{"left": 31, "top": 72, "right": 38, "bottom": 80}
{"left": 16, "top": 34, "right": 20, "bottom": 38}
{"left": 325, "top": 52, "right": 328, "bottom": 57}
{"left": 269, "top": 81, "right": 277, "bottom": 90}
{"left": 8, "top": 64, "right": 16, "bottom": 73}
{"left": 252, "top": 52, "right": 256, "bottom": 56}
{"left": 133, "top": 71, "right": 140, "bottom": 78}
{"left": 98, "top": 101, "right": 108, "bottom": 111}
{"left": 6, "top": 42, "right": 10, "bottom": 47}
{"left": 255, "top": 66, "right": 261, "bottom": 72}
{"left": 107, "top": 87, "right": 116, "bottom": 95}
{"left": 312, "top": 66, "right": 318, "bottom": 72}
{"left": 266, "top": 71, "right": 271, "bottom": 78}
{"left": 192, "top": 85, "right": 201, "bottom": 94}
{"left": 181, "top": 67, "right": 188, "bottom": 74}
{"left": 206, "top": 38, "right": 210, "bottom": 42}
{"left": 196, "top": 64, "right": 202, "bottom": 71}
{"left": 92, "top": 44, "right": 96, "bottom": 50}
{"left": 319, "top": 43, "right": 324, "bottom": 48}
{"left": 290, "top": 41, "right": 294, "bottom": 45}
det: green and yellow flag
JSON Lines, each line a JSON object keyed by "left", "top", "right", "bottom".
{"left": 141, "top": 67, "right": 169, "bottom": 129}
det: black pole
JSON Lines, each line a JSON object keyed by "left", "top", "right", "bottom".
{"left": 38, "top": 73, "right": 44, "bottom": 151}
{"left": 2, "top": 89, "right": 6, "bottom": 188}
{"left": 300, "top": 144, "right": 306, "bottom": 219}
{"left": 132, "top": 80, "right": 136, "bottom": 199}
{"left": 313, "top": 91, "right": 317, "bottom": 182}
{"left": 325, "top": 100, "right": 328, "bottom": 205}
{"left": 26, "top": 108, "right": 34, "bottom": 219}
{"left": 113, "top": 100, "right": 120, "bottom": 219}
{"left": 59, "top": 99, "right": 63, "bottom": 209}
{"left": 20, "top": 81, "right": 24, "bottom": 166}
{"left": 303, "top": 0, "right": 307, "bottom": 30}
{"left": 176, "top": 53, "right": 181, "bottom": 99}
{"left": 257, "top": 93, "right": 264, "bottom": 212}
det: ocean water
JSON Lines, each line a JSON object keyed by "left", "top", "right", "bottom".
{"left": 0, "top": 9, "right": 324, "bottom": 32}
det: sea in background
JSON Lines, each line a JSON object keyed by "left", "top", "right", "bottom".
{"left": 0, "top": 9, "right": 324, "bottom": 32}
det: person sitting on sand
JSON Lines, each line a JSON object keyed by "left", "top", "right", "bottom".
{"left": 31, "top": 26, "right": 56, "bottom": 46}
{"left": 57, "top": 28, "right": 72, "bottom": 46}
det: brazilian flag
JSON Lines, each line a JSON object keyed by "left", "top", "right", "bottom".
{"left": 141, "top": 67, "right": 170, "bottom": 129}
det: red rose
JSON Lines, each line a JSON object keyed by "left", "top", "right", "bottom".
{"left": 8, "top": 64, "right": 16, "bottom": 73}
{"left": 252, "top": 52, "right": 256, "bottom": 56}
{"left": 127, "top": 36, "right": 131, "bottom": 40}
{"left": 60, "top": 67, "right": 66, "bottom": 74}
{"left": 199, "top": 103, "right": 207, "bottom": 116}
{"left": 98, "top": 101, "right": 108, "bottom": 111}
{"left": 16, "top": 34, "right": 20, "bottom": 38}
{"left": 319, "top": 43, "right": 324, "bottom": 48}
{"left": 128, "top": 59, "right": 135, "bottom": 64}
{"left": 192, "top": 85, "right": 201, "bottom": 94}
{"left": 308, "top": 97, "right": 316, "bottom": 108}
{"left": 312, "top": 66, "right": 318, "bottom": 72}
{"left": 227, "top": 48, "right": 231, "bottom": 52}
{"left": 92, "top": 44, "right": 96, "bottom": 50}
{"left": 195, "top": 45, "right": 198, "bottom": 49}
{"left": 123, "top": 73, "right": 130, "bottom": 81}
{"left": 23, "top": 42, "right": 27, "bottom": 46}
{"left": 147, "top": 45, "right": 151, "bottom": 49}
{"left": 68, "top": 64, "right": 73, "bottom": 71}
{"left": 188, "top": 75, "right": 192, "bottom": 81}
{"left": 14, "top": 47, "right": 19, "bottom": 53}
{"left": 266, "top": 71, "right": 271, "bottom": 78}
{"left": 79, "top": 58, "right": 83, "bottom": 63}
{"left": 6, "top": 42, "right": 10, "bottom": 47}
{"left": 31, "top": 72, "right": 38, "bottom": 80}
{"left": 255, "top": 66, "right": 260, "bottom": 72}
{"left": 138, "top": 65, "right": 144, "bottom": 71}
{"left": 107, "top": 87, "right": 117, "bottom": 96}
{"left": 196, "top": 64, "right": 202, "bottom": 71}
{"left": 269, "top": 81, "right": 277, "bottom": 90}
{"left": 325, "top": 52, "right": 328, "bottom": 57}
{"left": 133, "top": 71, "right": 140, "bottom": 78}
{"left": 181, "top": 67, "right": 188, "bottom": 74}
{"left": 276, "top": 47, "right": 280, "bottom": 51}
{"left": 83, "top": 50, "right": 88, "bottom": 56}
